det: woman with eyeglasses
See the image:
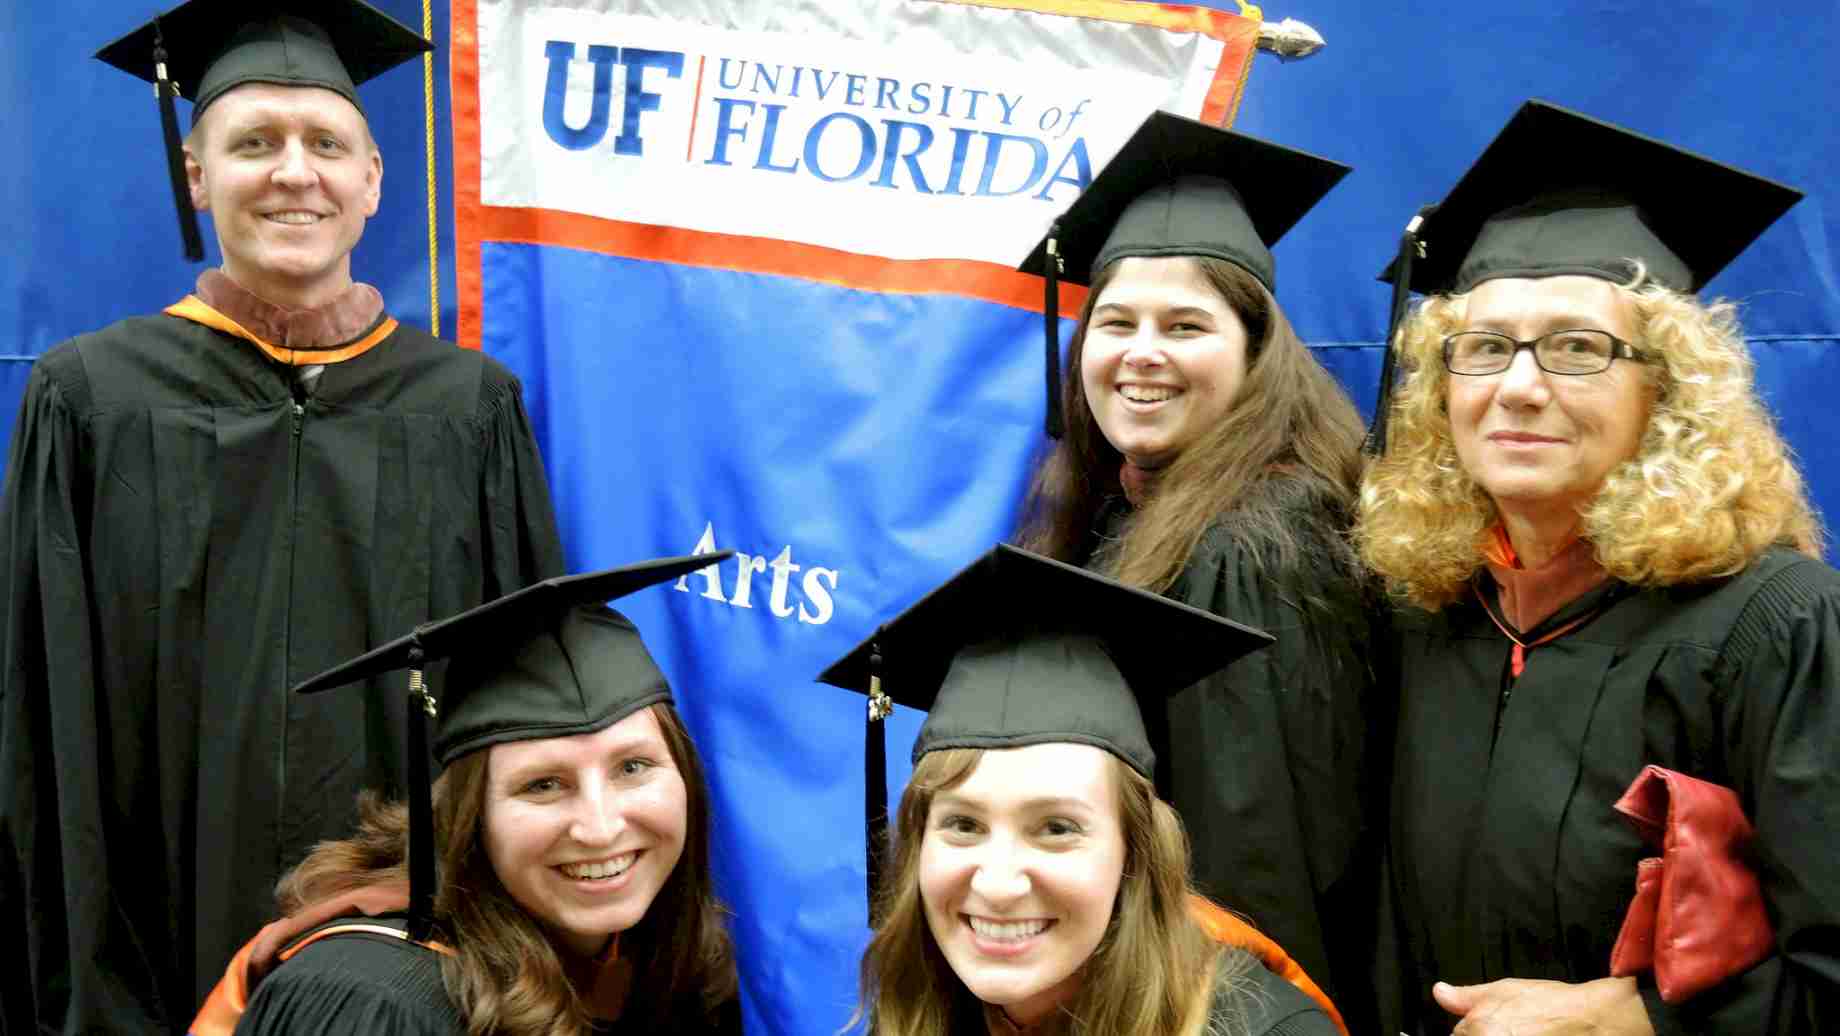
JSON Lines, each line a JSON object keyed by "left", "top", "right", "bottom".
{"left": 1358, "top": 102, "right": 1840, "bottom": 1036}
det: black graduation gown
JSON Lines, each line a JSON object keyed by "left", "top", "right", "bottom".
{"left": 235, "top": 932, "right": 465, "bottom": 1036}
{"left": 1387, "top": 547, "right": 1840, "bottom": 1035}
{"left": 960, "top": 946, "right": 1339, "bottom": 1035}
{"left": 0, "top": 312, "right": 564, "bottom": 1034}
{"left": 236, "top": 931, "right": 744, "bottom": 1035}
{"left": 1092, "top": 476, "right": 1381, "bottom": 1031}
{"left": 1220, "top": 946, "right": 1346, "bottom": 1036}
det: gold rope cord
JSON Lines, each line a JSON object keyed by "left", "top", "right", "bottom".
{"left": 422, "top": 0, "right": 440, "bottom": 337}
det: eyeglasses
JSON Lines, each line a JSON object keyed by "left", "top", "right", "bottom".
{"left": 1442, "top": 329, "right": 1645, "bottom": 376}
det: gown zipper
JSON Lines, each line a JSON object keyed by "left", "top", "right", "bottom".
{"left": 278, "top": 387, "right": 306, "bottom": 858}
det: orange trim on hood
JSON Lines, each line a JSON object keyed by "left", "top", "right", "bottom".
{"left": 165, "top": 295, "right": 397, "bottom": 367}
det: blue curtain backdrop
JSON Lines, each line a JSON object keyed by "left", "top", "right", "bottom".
{"left": 4, "top": 2, "right": 1837, "bottom": 1034}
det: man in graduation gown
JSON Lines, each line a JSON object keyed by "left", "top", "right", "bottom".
{"left": 0, "top": 5, "right": 564, "bottom": 1032}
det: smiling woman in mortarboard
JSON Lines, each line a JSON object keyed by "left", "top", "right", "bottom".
{"left": 1358, "top": 101, "right": 1840, "bottom": 1035}
{"left": 827, "top": 546, "right": 1344, "bottom": 1036}
{"left": 1011, "top": 112, "right": 1380, "bottom": 1030}
{"left": 187, "top": 557, "right": 741, "bottom": 1036}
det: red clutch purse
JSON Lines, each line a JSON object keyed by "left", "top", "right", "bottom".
{"left": 1607, "top": 765, "right": 1774, "bottom": 1002}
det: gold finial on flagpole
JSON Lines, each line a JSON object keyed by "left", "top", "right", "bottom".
{"left": 1257, "top": 17, "right": 1326, "bottom": 61}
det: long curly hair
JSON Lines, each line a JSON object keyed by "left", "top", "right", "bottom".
{"left": 276, "top": 703, "right": 736, "bottom": 1036}
{"left": 1016, "top": 256, "right": 1366, "bottom": 593}
{"left": 855, "top": 748, "right": 1251, "bottom": 1036}
{"left": 1356, "top": 269, "right": 1825, "bottom": 609}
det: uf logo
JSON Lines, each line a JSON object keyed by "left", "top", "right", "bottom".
{"left": 542, "top": 41, "right": 684, "bottom": 155}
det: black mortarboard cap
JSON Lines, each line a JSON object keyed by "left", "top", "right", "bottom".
{"left": 1385, "top": 100, "right": 1803, "bottom": 297}
{"left": 1363, "top": 100, "right": 1802, "bottom": 454}
{"left": 291, "top": 552, "right": 732, "bottom": 940}
{"left": 94, "top": 0, "right": 432, "bottom": 262}
{"left": 96, "top": 1, "right": 432, "bottom": 120}
{"left": 817, "top": 544, "right": 1272, "bottom": 918}
{"left": 293, "top": 556, "right": 731, "bottom": 763}
{"left": 1021, "top": 111, "right": 1350, "bottom": 293}
{"left": 1017, "top": 111, "right": 1348, "bottom": 437}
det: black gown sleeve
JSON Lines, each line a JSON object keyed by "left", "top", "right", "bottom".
{"left": 477, "top": 371, "right": 565, "bottom": 596}
{"left": 235, "top": 935, "right": 463, "bottom": 1036}
{"left": 1164, "top": 506, "right": 1376, "bottom": 1022}
{"left": 0, "top": 358, "right": 170, "bottom": 1033}
{"left": 1643, "top": 559, "right": 1840, "bottom": 1035}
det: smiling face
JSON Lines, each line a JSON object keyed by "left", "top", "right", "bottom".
{"left": 1448, "top": 275, "right": 1655, "bottom": 523}
{"left": 185, "top": 82, "right": 382, "bottom": 309}
{"left": 481, "top": 705, "right": 688, "bottom": 959}
{"left": 1079, "top": 256, "right": 1251, "bottom": 469}
{"left": 918, "top": 743, "right": 1125, "bottom": 1027}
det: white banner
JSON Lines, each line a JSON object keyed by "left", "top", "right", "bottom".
{"left": 476, "top": 0, "right": 1234, "bottom": 263}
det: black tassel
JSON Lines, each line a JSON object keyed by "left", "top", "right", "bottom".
{"left": 1363, "top": 210, "right": 1427, "bottom": 456}
{"left": 153, "top": 24, "right": 205, "bottom": 262}
{"left": 1043, "top": 223, "right": 1065, "bottom": 440}
{"left": 404, "top": 646, "right": 437, "bottom": 943}
{"left": 864, "top": 641, "right": 890, "bottom": 927}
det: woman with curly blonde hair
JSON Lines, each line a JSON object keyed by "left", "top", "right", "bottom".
{"left": 191, "top": 560, "right": 739, "bottom": 1036}
{"left": 1359, "top": 101, "right": 1840, "bottom": 1036}
{"left": 825, "top": 546, "right": 1345, "bottom": 1036}
{"left": 1361, "top": 273, "right": 1820, "bottom": 607}
{"left": 1015, "top": 113, "right": 1378, "bottom": 1032}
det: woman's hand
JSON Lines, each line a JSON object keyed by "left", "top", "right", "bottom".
{"left": 1433, "top": 976, "right": 1654, "bottom": 1036}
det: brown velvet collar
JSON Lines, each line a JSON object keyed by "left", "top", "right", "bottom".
{"left": 195, "top": 268, "right": 386, "bottom": 350}
{"left": 1481, "top": 524, "right": 1611, "bottom": 633}
{"left": 571, "top": 935, "right": 631, "bottom": 1020}
{"left": 1118, "top": 459, "right": 1163, "bottom": 509}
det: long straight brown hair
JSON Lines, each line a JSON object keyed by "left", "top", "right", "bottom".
{"left": 856, "top": 748, "right": 1247, "bottom": 1036}
{"left": 277, "top": 703, "right": 736, "bottom": 1036}
{"left": 1017, "top": 256, "right": 1366, "bottom": 592}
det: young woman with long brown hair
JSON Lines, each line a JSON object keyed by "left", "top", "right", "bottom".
{"left": 190, "top": 559, "right": 739, "bottom": 1036}
{"left": 1014, "top": 113, "right": 1377, "bottom": 1029}
{"left": 825, "top": 545, "right": 1345, "bottom": 1036}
